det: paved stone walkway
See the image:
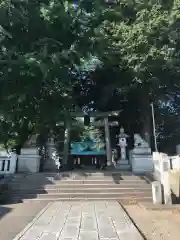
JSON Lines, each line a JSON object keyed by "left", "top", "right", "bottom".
{"left": 13, "top": 201, "right": 143, "bottom": 240}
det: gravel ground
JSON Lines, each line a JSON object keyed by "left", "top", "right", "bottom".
{"left": 0, "top": 202, "right": 49, "bottom": 240}
{"left": 124, "top": 204, "right": 180, "bottom": 240}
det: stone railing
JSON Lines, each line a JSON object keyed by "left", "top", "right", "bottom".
{"left": 152, "top": 152, "right": 172, "bottom": 204}
{"left": 0, "top": 152, "right": 17, "bottom": 174}
{"left": 169, "top": 155, "right": 180, "bottom": 170}
{"left": 168, "top": 155, "right": 180, "bottom": 199}
{"left": 153, "top": 153, "right": 180, "bottom": 173}
{"left": 152, "top": 152, "right": 170, "bottom": 182}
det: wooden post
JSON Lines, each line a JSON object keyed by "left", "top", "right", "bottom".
{"left": 104, "top": 118, "right": 112, "bottom": 166}
{"left": 63, "top": 118, "right": 71, "bottom": 166}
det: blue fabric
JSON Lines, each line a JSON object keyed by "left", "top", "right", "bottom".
{"left": 71, "top": 142, "right": 87, "bottom": 152}
{"left": 71, "top": 150, "right": 105, "bottom": 155}
{"left": 71, "top": 140, "right": 105, "bottom": 155}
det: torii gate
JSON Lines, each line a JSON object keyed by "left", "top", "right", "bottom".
{"left": 56, "top": 110, "right": 121, "bottom": 167}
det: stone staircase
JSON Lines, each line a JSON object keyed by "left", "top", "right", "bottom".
{"left": 114, "top": 159, "right": 131, "bottom": 170}
{"left": 8, "top": 171, "right": 153, "bottom": 204}
{"left": 0, "top": 175, "right": 12, "bottom": 203}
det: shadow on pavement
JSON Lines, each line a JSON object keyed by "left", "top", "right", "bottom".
{"left": 3, "top": 173, "right": 58, "bottom": 204}
{"left": 0, "top": 206, "right": 12, "bottom": 220}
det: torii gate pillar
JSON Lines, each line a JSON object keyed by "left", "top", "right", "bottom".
{"left": 62, "top": 119, "right": 71, "bottom": 167}
{"left": 104, "top": 118, "right": 112, "bottom": 166}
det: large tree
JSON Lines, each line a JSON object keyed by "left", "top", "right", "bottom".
{"left": 1, "top": 0, "right": 180, "bottom": 152}
{"left": 0, "top": 0, "right": 104, "bottom": 145}
{"left": 75, "top": 0, "right": 180, "bottom": 143}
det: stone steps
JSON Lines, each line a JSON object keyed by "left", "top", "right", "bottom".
{"left": 11, "top": 180, "right": 149, "bottom": 186}
{"left": 12, "top": 196, "right": 152, "bottom": 203}
{"left": 114, "top": 160, "right": 131, "bottom": 170}
{"left": 11, "top": 174, "right": 149, "bottom": 181}
{"left": 11, "top": 183, "right": 151, "bottom": 189}
{"left": 12, "top": 191, "right": 152, "bottom": 197}
{"left": 11, "top": 187, "right": 151, "bottom": 194}
{"left": 0, "top": 176, "right": 11, "bottom": 203}
{"left": 11, "top": 171, "right": 145, "bottom": 178}
{"left": 12, "top": 197, "right": 152, "bottom": 205}
{"left": 8, "top": 171, "right": 153, "bottom": 203}
{"left": 114, "top": 165, "right": 131, "bottom": 170}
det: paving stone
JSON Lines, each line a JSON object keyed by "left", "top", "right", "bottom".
{"left": 68, "top": 211, "right": 81, "bottom": 218}
{"left": 42, "top": 205, "right": 60, "bottom": 217}
{"left": 21, "top": 226, "right": 44, "bottom": 238}
{"left": 81, "top": 216, "right": 97, "bottom": 231}
{"left": 60, "top": 225, "right": 79, "bottom": 239}
{"left": 60, "top": 238, "right": 77, "bottom": 240}
{"left": 98, "top": 228, "right": 118, "bottom": 239}
{"left": 35, "top": 217, "right": 53, "bottom": 226}
{"left": 116, "top": 225, "right": 143, "bottom": 239}
{"left": 100, "top": 239, "right": 119, "bottom": 240}
{"left": 20, "top": 237, "right": 39, "bottom": 240}
{"left": 44, "top": 222, "right": 64, "bottom": 233}
{"left": 13, "top": 201, "right": 143, "bottom": 240}
{"left": 66, "top": 217, "right": 81, "bottom": 225}
{"left": 117, "top": 231, "right": 143, "bottom": 240}
{"left": 97, "top": 218, "right": 113, "bottom": 229}
{"left": 79, "top": 230, "right": 98, "bottom": 240}
{"left": 55, "top": 210, "right": 69, "bottom": 218}
{"left": 39, "top": 232, "right": 59, "bottom": 240}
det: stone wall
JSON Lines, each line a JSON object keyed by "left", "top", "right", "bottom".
{"left": 130, "top": 134, "right": 153, "bottom": 173}
{"left": 18, "top": 148, "right": 40, "bottom": 173}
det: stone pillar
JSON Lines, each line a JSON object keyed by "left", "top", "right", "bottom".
{"left": 163, "top": 172, "right": 172, "bottom": 204}
{"left": 131, "top": 134, "right": 153, "bottom": 173}
{"left": 104, "top": 118, "right": 112, "bottom": 166}
{"left": 18, "top": 148, "right": 40, "bottom": 173}
{"left": 144, "top": 132, "right": 151, "bottom": 146}
{"left": 159, "top": 153, "right": 172, "bottom": 204}
{"left": 43, "top": 138, "right": 59, "bottom": 171}
{"left": 63, "top": 119, "right": 71, "bottom": 166}
{"left": 169, "top": 170, "right": 180, "bottom": 198}
{"left": 176, "top": 144, "right": 180, "bottom": 154}
{"left": 18, "top": 134, "right": 41, "bottom": 173}
{"left": 9, "top": 152, "right": 17, "bottom": 173}
{"left": 152, "top": 181, "right": 162, "bottom": 204}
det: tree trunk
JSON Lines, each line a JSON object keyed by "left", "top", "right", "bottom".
{"left": 63, "top": 118, "right": 71, "bottom": 167}
{"left": 140, "top": 94, "right": 151, "bottom": 145}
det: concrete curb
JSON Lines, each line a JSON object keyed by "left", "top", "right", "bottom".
{"left": 12, "top": 202, "right": 52, "bottom": 240}
{"left": 118, "top": 201, "right": 146, "bottom": 239}
{"left": 139, "top": 202, "right": 180, "bottom": 211}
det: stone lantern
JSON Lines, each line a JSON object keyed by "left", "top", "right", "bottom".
{"left": 117, "top": 127, "right": 129, "bottom": 161}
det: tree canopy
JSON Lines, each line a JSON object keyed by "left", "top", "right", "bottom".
{"left": 0, "top": 0, "right": 180, "bottom": 152}
{"left": 74, "top": 0, "right": 180, "bottom": 151}
{"left": 0, "top": 0, "right": 102, "bottom": 144}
